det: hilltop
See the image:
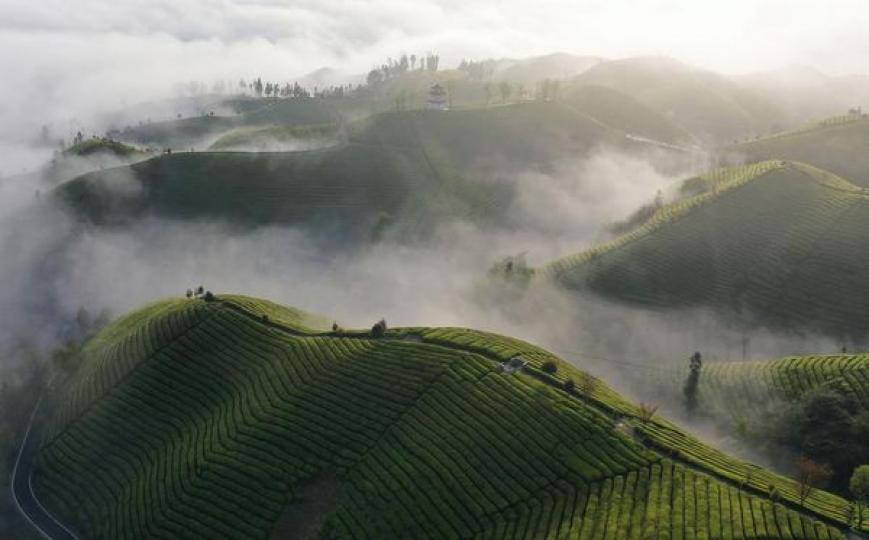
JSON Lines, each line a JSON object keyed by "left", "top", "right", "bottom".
{"left": 30, "top": 294, "right": 865, "bottom": 538}
{"left": 537, "top": 160, "right": 869, "bottom": 338}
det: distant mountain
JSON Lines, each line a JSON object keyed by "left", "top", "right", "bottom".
{"left": 492, "top": 52, "right": 603, "bottom": 85}
{"left": 569, "top": 56, "right": 791, "bottom": 144}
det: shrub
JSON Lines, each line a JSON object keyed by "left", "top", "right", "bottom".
{"left": 563, "top": 379, "right": 575, "bottom": 393}
{"left": 541, "top": 361, "right": 558, "bottom": 374}
{"left": 204, "top": 291, "right": 215, "bottom": 302}
{"left": 638, "top": 403, "right": 659, "bottom": 423}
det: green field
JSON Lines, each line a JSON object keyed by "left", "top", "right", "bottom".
{"left": 729, "top": 115, "right": 869, "bottom": 186}
{"left": 31, "top": 295, "right": 866, "bottom": 538}
{"left": 540, "top": 160, "right": 869, "bottom": 337}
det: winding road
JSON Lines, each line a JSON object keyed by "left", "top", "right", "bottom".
{"left": 10, "top": 395, "right": 78, "bottom": 540}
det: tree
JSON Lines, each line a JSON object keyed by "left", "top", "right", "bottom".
{"left": 367, "top": 69, "right": 383, "bottom": 86}
{"left": 371, "top": 319, "right": 387, "bottom": 338}
{"left": 576, "top": 372, "right": 599, "bottom": 398}
{"left": 410, "top": 54, "right": 417, "bottom": 70}
{"left": 203, "top": 291, "right": 215, "bottom": 302}
{"left": 683, "top": 351, "right": 702, "bottom": 414}
{"left": 541, "top": 361, "right": 558, "bottom": 374}
{"left": 850, "top": 465, "right": 869, "bottom": 526}
{"left": 185, "top": 289, "right": 193, "bottom": 299}
{"left": 499, "top": 81, "right": 512, "bottom": 103}
{"left": 796, "top": 456, "right": 833, "bottom": 506}
{"left": 563, "top": 379, "right": 575, "bottom": 393}
{"left": 638, "top": 403, "right": 659, "bottom": 423}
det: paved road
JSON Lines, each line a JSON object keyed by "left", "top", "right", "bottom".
{"left": 10, "top": 395, "right": 78, "bottom": 540}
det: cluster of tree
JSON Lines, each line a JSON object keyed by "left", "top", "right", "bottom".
{"left": 457, "top": 59, "right": 496, "bottom": 81}
{"left": 185, "top": 286, "right": 214, "bottom": 302}
{"left": 366, "top": 52, "right": 440, "bottom": 86}
{"left": 777, "top": 381, "right": 869, "bottom": 494}
{"left": 243, "top": 78, "right": 311, "bottom": 98}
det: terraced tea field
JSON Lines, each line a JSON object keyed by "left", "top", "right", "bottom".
{"left": 541, "top": 160, "right": 869, "bottom": 337}
{"left": 30, "top": 295, "right": 866, "bottom": 538}
{"left": 649, "top": 353, "right": 869, "bottom": 433}
{"left": 730, "top": 116, "right": 869, "bottom": 186}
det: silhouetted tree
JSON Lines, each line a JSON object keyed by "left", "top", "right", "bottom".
{"left": 367, "top": 69, "right": 383, "bottom": 86}
{"left": 371, "top": 318, "right": 387, "bottom": 338}
{"left": 683, "top": 351, "right": 702, "bottom": 414}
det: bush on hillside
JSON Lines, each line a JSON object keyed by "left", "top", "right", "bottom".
{"left": 541, "top": 361, "right": 558, "bottom": 374}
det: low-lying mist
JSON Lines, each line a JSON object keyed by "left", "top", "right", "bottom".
{"left": 0, "top": 134, "right": 847, "bottom": 486}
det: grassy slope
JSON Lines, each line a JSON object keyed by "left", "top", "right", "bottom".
{"left": 56, "top": 102, "right": 667, "bottom": 232}
{"left": 117, "top": 98, "right": 337, "bottom": 149}
{"left": 730, "top": 115, "right": 869, "bottom": 186}
{"left": 561, "top": 84, "right": 698, "bottom": 146}
{"left": 542, "top": 160, "right": 869, "bottom": 337}
{"left": 31, "top": 295, "right": 864, "bottom": 538}
{"left": 56, "top": 145, "right": 438, "bottom": 232}
{"left": 656, "top": 354, "right": 869, "bottom": 421}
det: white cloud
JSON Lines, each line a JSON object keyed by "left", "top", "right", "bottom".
{"left": 2, "top": 0, "right": 869, "bottom": 171}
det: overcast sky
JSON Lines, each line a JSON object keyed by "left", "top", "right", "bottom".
{"left": 2, "top": 0, "right": 868, "bottom": 171}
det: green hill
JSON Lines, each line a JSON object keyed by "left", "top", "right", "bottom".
{"left": 116, "top": 98, "right": 338, "bottom": 149}
{"left": 31, "top": 294, "right": 865, "bottom": 538}
{"left": 647, "top": 353, "right": 869, "bottom": 492}
{"left": 539, "top": 160, "right": 869, "bottom": 338}
{"left": 729, "top": 115, "right": 869, "bottom": 186}
{"left": 561, "top": 84, "right": 698, "bottom": 146}
{"left": 668, "top": 354, "right": 869, "bottom": 415}
{"left": 56, "top": 103, "right": 685, "bottom": 233}
{"left": 55, "top": 146, "right": 441, "bottom": 234}
{"left": 570, "top": 57, "right": 790, "bottom": 144}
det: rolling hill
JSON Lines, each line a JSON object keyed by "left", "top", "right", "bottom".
{"left": 728, "top": 115, "right": 869, "bottom": 186}
{"left": 55, "top": 102, "right": 690, "bottom": 234}
{"left": 664, "top": 354, "right": 869, "bottom": 416}
{"left": 645, "top": 353, "right": 869, "bottom": 492}
{"left": 569, "top": 57, "right": 791, "bottom": 144}
{"left": 115, "top": 98, "right": 338, "bottom": 150}
{"left": 539, "top": 160, "right": 869, "bottom": 338}
{"left": 29, "top": 294, "right": 866, "bottom": 538}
